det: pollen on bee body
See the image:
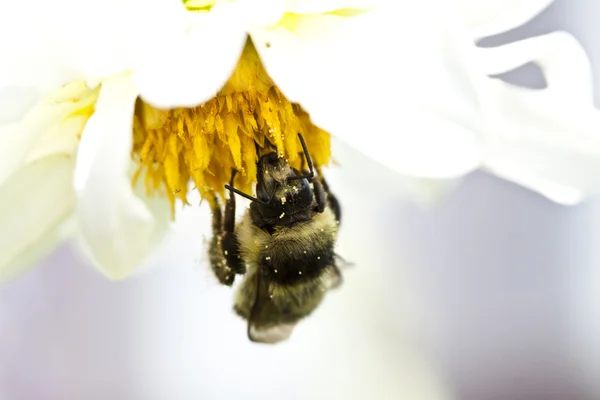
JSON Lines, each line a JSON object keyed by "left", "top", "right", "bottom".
{"left": 130, "top": 40, "right": 332, "bottom": 216}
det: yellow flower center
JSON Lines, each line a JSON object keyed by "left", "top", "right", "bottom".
{"left": 131, "top": 40, "right": 331, "bottom": 213}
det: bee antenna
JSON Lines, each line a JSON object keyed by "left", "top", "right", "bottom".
{"left": 289, "top": 133, "right": 315, "bottom": 181}
{"left": 224, "top": 185, "right": 267, "bottom": 205}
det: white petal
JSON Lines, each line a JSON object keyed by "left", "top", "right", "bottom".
{"left": 0, "top": 81, "right": 96, "bottom": 186}
{"left": 0, "top": 122, "right": 33, "bottom": 185}
{"left": 0, "top": 0, "right": 135, "bottom": 86}
{"left": 0, "top": 86, "right": 40, "bottom": 124}
{"left": 184, "top": 0, "right": 215, "bottom": 7}
{"left": 286, "top": 0, "right": 384, "bottom": 14}
{"left": 0, "top": 2, "right": 77, "bottom": 90}
{"left": 460, "top": 0, "right": 555, "bottom": 38}
{"left": 241, "top": 0, "right": 288, "bottom": 28}
{"left": 479, "top": 32, "right": 593, "bottom": 104}
{"left": 75, "top": 74, "right": 170, "bottom": 280}
{"left": 482, "top": 81, "right": 600, "bottom": 203}
{"left": 255, "top": 2, "right": 482, "bottom": 178}
{"left": 331, "top": 136, "right": 462, "bottom": 204}
{"left": 134, "top": 3, "right": 247, "bottom": 109}
{"left": 0, "top": 156, "right": 76, "bottom": 280}
{"left": 1, "top": 218, "right": 77, "bottom": 282}
{"left": 482, "top": 161, "right": 585, "bottom": 205}
{"left": 251, "top": 12, "right": 360, "bottom": 107}
{"left": 479, "top": 33, "right": 600, "bottom": 202}
{"left": 328, "top": 102, "right": 482, "bottom": 178}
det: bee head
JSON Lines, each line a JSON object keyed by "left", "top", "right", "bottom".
{"left": 224, "top": 134, "right": 319, "bottom": 229}
{"left": 256, "top": 153, "right": 313, "bottom": 205}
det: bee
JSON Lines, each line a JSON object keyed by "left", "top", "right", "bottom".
{"left": 208, "top": 133, "right": 342, "bottom": 343}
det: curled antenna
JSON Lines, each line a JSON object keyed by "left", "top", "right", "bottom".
{"left": 225, "top": 184, "right": 267, "bottom": 205}
{"left": 289, "top": 133, "right": 315, "bottom": 181}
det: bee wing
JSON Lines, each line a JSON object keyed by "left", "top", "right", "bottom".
{"left": 236, "top": 266, "right": 332, "bottom": 344}
{"left": 246, "top": 268, "right": 298, "bottom": 344}
{"left": 321, "top": 264, "right": 343, "bottom": 290}
{"left": 248, "top": 321, "right": 296, "bottom": 344}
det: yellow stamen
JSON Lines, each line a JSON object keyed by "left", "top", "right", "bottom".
{"left": 131, "top": 40, "right": 331, "bottom": 214}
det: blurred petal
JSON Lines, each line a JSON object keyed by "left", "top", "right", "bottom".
{"left": 290, "top": 2, "right": 483, "bottom": 178}
{"left": 0, "top": 86, "right": 40, "bottom": 124}
{"left": 1, "top": 218, "right": 77, "bottom": 282}
{"left": 0, "top": 156, "right": 76, "bottom": 280}
{"left": 75, "top": 74, "right": 170, "bottom": 280}
{"left": 251, "top": 11, "right": 368, "bottom": 107}
{"left": 134, "top": 3, "right": 247, "bottom": 109}
{"left": 0, "top": 82, "right": 96, "bottom": 185}
{"left": 331, "top": 135, "right": 462, "bottom": 204}
{"left": 480, "top": 33, "right": 600, "bottom": 203}
{"left": 0, "top": 0, "right": 137, "bottom": 88}
{"left": 184, "top": 0, "right": 214, "bottom": 7}
{"left": 483, "top": 82, "right": 600, "bottom": 204}
{"left": 479, "top": 32, "right": 593, "bottom": 103}
{"left": 37, "top": 0, "right": 135, "bottom": 80}
{"left": 460, "top": 0, "right": 555, "bottom": 38}
{"left": 483, "top": 160, "right": 585, "bottom": 205}
{"left": 0, "top": 122, "right": 33, "bottom": 185}
{"left": 0, "top": 2, "right": 75, "bottom": 91}
{"left": 286, "top": 0, "right": 382, "bottom": 14}
{"left": 238, "top": 0, "right": 288, "bottom": 27}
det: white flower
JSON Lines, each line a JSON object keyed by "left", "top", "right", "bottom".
{"left": 0, "top": 0, "right": 598, "bottom": 282}
{"left": 0, "top": 0, "right": 390, "bottom": 280}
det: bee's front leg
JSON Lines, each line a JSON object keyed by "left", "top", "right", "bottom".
{"left": 208, "top": 171, "right": 246, "bottom": 286}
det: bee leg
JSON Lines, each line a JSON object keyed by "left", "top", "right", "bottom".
{"left": 208, "top": 195, "right": 235, "bottom": 286}
{"left": 221, "top": 170, "right": 246, "bottom": 275}
{"left": 312, "top": 179, "right": 326, "bottom": 213}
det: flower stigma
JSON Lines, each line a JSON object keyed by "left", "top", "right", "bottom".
{"left": 131, "top": 40, "right": 331, "bottom": 214}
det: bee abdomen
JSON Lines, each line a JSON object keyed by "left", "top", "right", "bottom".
{"left": 260, "top": 247, "right": 335, "bottom": 285}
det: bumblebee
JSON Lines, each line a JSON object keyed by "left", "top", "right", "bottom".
{"left": 208, "top": 133, "right": 342, "bottom": 343}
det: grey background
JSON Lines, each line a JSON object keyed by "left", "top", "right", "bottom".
{"left": 1, "top": 1, "right": 599, "bottom": 399}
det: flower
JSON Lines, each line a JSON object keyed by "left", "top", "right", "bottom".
{"left": 0, "top": 0, "right": 387, "bottom": 280}
{"left": 1, "top": 0, "right": 599, "bottom": 281}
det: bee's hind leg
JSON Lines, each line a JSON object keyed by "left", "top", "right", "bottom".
{"left": 208, "top": 195, "right": 235, "bottom": 285}
{"left": 222, "top": 170, "right": 246, "bottom": 275}
{"left": 208, "top": 171, "right": 246, "bottom": 286}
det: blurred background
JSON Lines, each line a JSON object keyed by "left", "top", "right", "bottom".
{"left": 1, "top": 0, "right": 600, "bottom": 399}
